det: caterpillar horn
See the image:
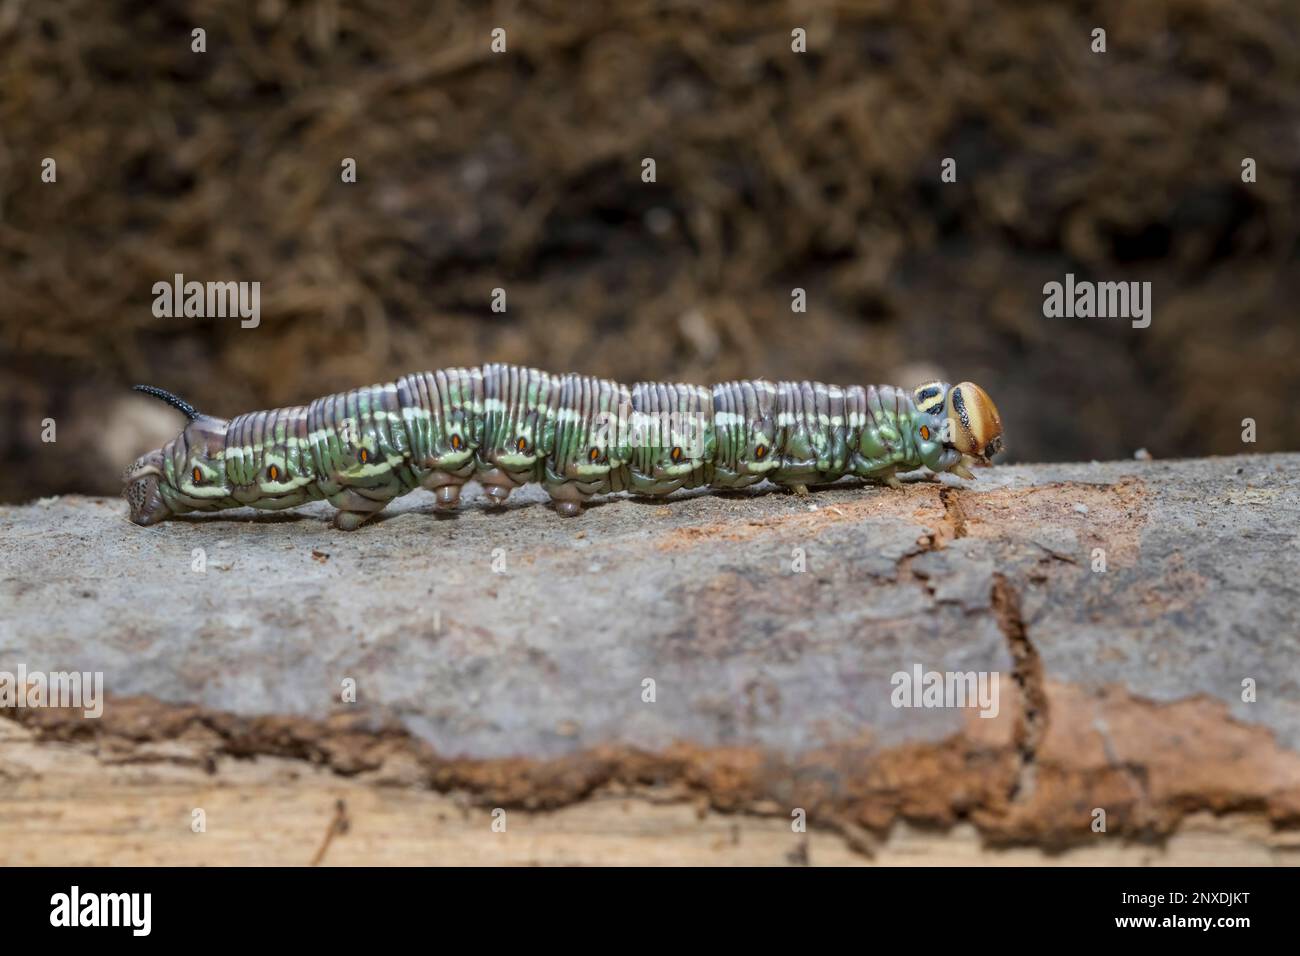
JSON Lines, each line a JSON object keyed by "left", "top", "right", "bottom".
{"left": 133, "top": 385, "right": 201, "bottom": 422}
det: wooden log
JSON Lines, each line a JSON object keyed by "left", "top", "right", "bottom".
{"left": 2, "top": 454, "right": 1298, "bottom": 864}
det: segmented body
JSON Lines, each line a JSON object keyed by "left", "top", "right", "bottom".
{"left": 136, "top": 364, "right": 969, "bottom": 529}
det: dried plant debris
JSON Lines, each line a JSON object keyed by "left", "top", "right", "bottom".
{"left": 1, "top": 1, "right": 1298, "bottom": 502}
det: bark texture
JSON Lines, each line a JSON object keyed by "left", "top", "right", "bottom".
{"left": 2, "top": 453, "right": 1298, "bottom": 864}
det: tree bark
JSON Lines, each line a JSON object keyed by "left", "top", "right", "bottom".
{"left": 2, "top": 454, "right": 1298, "bottom": 864}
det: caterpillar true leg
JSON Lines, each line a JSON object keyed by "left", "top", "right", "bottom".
{"left": 124, "top": 369, "right": 1005, "bottom": 530}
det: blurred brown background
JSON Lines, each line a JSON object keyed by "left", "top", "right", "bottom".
{"left": 1, "top": 0, "right": 1297, "bottom": 503}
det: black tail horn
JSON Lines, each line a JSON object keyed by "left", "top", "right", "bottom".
{"left": 133, "top": 384, "right": 200, "bottom": 421}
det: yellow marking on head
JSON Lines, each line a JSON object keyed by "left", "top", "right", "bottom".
{"left": 913, "top": 381, "right": 948, "bottom": 417}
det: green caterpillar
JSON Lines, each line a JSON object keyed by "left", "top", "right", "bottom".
{"left": 124, "top": 365, "right": 1005, "bottom": 530}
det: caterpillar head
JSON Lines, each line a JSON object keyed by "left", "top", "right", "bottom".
{"left": 913, "top": 380, "right": 1005, "bottom": 477}
{"left": 124, "top": 386, "right": 230, "bottom": 525}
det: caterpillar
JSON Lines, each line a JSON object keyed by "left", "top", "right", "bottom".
{"left": 123, "top": 366, "right": 1004, "bottom": 530}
